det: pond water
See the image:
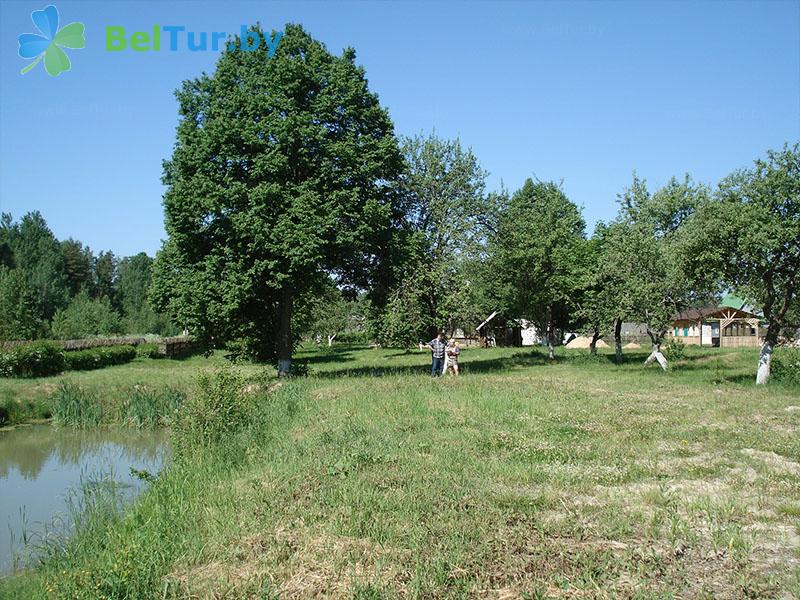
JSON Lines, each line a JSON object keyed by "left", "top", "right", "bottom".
{"left": 0, "top": 424, "right": 169, "bottom": 574}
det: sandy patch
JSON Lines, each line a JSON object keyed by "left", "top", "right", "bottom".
{"left": 565, "top": 336, "right": 609, "bottom": 349}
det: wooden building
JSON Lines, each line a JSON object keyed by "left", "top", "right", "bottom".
{"left": 670, "top": 306, "right": 761, "bottom": 348}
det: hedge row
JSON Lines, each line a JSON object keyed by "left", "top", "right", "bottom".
{"left": 0, "top": 342, "right": 138, "bottom": 378}
{"left": 0, "top": 337, "right": 146, "bottom": 352}
{"left": 64, "top": 345, "right": 137, "bottom": 371}
{"left": 0, "top": 342, "right": 66, "bottom": 378}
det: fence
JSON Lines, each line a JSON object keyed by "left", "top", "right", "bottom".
{"left": 158, "top": 336, "right": 204, "bottom": 358}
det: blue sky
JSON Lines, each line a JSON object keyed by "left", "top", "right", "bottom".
{"left": 1, "top": 0, "right": 798, "bottom": 257}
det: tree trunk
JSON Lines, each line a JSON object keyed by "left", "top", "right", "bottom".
{"left": 590, "top": 330, "right": 601, "bottom": 355}
{"left": 276, "top": 287, "right": 294, "bottom": 376}
{"left": 756, "top": 324, "right": 779, "bottom": 385}
{"left": 546, "top": 304, "right": 554, "bottom": 360}
{"left": 613, "top": 317, "right": 623, "bottom": 364}
{"left": 644, "top": 342, "right": 668, "bottom": 371}
{"left": 327, "top": 333, "right": 336, "bottom": 347}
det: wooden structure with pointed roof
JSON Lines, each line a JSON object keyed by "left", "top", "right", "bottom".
{"left": 670, "top": 306, "right": 761, "bottom": 348}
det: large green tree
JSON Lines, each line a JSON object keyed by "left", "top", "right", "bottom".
{"left": 152, "top": 24, "right": 404, "bottom": 373}
{"left": 488, "top": 179, "right": 586, "bottom": 358}
{"left": 688, "top": 144, "right": 800, "bottom": 384}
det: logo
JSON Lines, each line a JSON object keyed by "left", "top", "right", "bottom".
{"left": 18, "top": 5, "right": 85, "bottom": 76}
{"left": 104, "top": 26, "right": 283, "bottom": 57}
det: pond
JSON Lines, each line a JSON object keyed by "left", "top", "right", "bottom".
{"left": 0, "top": 424, "right": 169, "bottom": 575}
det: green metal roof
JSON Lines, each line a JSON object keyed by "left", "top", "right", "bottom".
{"left": 720, "top": 294, "right": 746, "bottom": 310}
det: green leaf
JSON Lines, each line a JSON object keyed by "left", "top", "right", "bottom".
{"left": 54, "top": 22, "right": 85, "bottom": 49}
{"left": 44, "top": 44, "right": 71, "bottom": 76}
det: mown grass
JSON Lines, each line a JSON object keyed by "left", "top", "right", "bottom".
{"left": 1, "top": 344, "right": 799, "bottom": 598}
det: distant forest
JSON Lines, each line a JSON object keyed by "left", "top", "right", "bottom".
{"left": 0, "top": 212, "right": 177, "bottom": 340}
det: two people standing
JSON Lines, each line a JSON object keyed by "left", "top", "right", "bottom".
{"left": 426, "top": 332, "right": 461, "bottom": 377}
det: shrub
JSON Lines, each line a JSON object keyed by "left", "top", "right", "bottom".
{"left": 172, "top": 368, "right": 255, "bottom": 454}
{"left": 64, "top": 345, "right": 137, "bottom": 371}
{"left": 288, "top": 360, "right": 311, "bottom": 377}
{"left": 51, "top": 382, "right": 103, "bottom": 427}
{"left": 0, "top": 341, "right": 66, "bottom": 378}
{"left": 772, "top": 348, "right": 800, "bottom": 386}
{"left": 662, "top": 338, "right": 686, "bottom": 362}
{"left": 334, "top": 331, "right": 370, "bottom": 345}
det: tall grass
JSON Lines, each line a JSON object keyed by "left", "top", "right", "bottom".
{"left": 50, "top": 381, "right": 185, "bottom": 428}
{"left": 51, "top": 382, "right": 103, "bottom": 427}
{"left": 123, "top": 386, "right": 184, "bottom": 428}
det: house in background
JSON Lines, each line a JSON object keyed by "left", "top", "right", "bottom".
{"left": 670, "top": 303, "right": 762, "bottom": 348}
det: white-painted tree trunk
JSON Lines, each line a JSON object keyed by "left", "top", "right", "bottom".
{"left": 327, "top": 333, "right": 336, "bottom": 347}
{"left": 756, "top": 340, "right": 773, "bottom": 385}
{"left": 278, "top": 359, "right": 292, "bottom": 376}
{"left": 644, "top": 344, "right": 668, "bottom": 371}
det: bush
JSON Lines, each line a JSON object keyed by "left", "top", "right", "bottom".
{"left": 288, "top": 360, "right": 311, "bottom": 377}
{"left": 64, "top": 345, "right": 137, "bottom": 371}
{"left": 335, "top": 331, "right": 370, "bottom": 345}
{"left": 172, "top": 368, "right": 255, "bottom": 454}
{"left": 773, "top": 348, "right": 800, "bottom": 386}
{"left": 0, "top": 341, "right": 66, "bottom": 378}
{"left": 663, "top": 338, "right": 687, "bottom": 362}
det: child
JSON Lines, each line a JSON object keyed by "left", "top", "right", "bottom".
{"left": 445, "top": 339, "right": 461, "bottom": 376}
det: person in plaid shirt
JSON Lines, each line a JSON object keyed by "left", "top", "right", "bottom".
{"left": 427, "top": 332, "right": 447, "bottom": 377}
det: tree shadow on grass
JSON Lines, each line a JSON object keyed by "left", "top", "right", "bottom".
{"left": 294, "top": 344, "right": 369, "bottom": 365}
{"left": 312, "top": 349, "right": 556, "bottom": 379}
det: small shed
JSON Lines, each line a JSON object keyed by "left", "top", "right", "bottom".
{"left": 670, "top": 306, "right": 761, "bottom": 348}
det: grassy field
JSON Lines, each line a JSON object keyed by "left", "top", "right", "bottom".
{"left": 1, "top": 344, "right": 799, "bottom": 598}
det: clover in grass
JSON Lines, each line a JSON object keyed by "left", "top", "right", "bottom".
{"left": 18, "top": 5, "right": 85, "bottom": 76}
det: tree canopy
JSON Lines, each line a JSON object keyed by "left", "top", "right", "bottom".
{"left": 152, "top": 24, "right": 405, "bottom": 373}
{"left": 687, "top": 143, "right": 800, "bottom": 383}
{"left": 487, "top": 179, "right": 586, "bottom": 358}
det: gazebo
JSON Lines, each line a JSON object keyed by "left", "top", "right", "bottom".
{"left": 670, "top": 306, "right": 761, "bottom": 348}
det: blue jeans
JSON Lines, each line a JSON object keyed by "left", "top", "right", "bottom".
{"left": 431, "top": 356, "right": 444, "bottom": 377}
